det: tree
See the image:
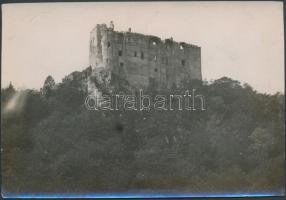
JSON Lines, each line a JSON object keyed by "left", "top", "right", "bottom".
{"left": 42, "top": 75, "right": 56, "bottom": 97}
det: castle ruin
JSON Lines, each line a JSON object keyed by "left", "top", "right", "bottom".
{"left": 89, "top": 22, "right": 202, "bottom": 91}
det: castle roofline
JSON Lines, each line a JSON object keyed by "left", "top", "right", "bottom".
{"left": 117, "top": 30, "right": 200, "bottom": 48}
{"left": 93, "top": 23, "right": 200, "bottom": 48}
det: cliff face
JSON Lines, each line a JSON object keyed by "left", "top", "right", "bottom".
{"left": 89, "top": 23, "right": 202, "bottom": 92}
{"left": 61, "top": 67, "right": 92, "bottom": 93}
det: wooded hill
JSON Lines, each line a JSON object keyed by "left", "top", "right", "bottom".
{"left": 1, "top": 70, "right": 284, "bottom": 196}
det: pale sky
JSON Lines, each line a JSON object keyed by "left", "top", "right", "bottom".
{"left": 2, "top": 2, "right": 284, "bottom": 94}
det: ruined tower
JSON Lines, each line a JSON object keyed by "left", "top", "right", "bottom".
{"left": 89, "top": 22, "right": 202, "bottom": 91}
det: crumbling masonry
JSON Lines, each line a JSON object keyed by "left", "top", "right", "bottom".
{"left": 89, "top": 22, "right": 202, "bottom": 92}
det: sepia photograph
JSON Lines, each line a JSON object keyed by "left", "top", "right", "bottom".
{"left": 1, "top": 1, "right": 285, "bottom": 198}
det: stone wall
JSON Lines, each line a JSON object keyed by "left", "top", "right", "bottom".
{"left": 89, "top": 23, "right": 202, "bottom": 90}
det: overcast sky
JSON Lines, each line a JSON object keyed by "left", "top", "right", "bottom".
{"left": 2, "top": 2, "right": 284, "bottom": 94}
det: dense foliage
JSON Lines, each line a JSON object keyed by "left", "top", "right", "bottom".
{"left": 1, "top": 75, "right": 284, "bottom": 195}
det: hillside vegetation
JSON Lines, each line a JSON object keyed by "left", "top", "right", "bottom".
{"left": 1, "top": 72, "right": 284, "bottom": 195}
